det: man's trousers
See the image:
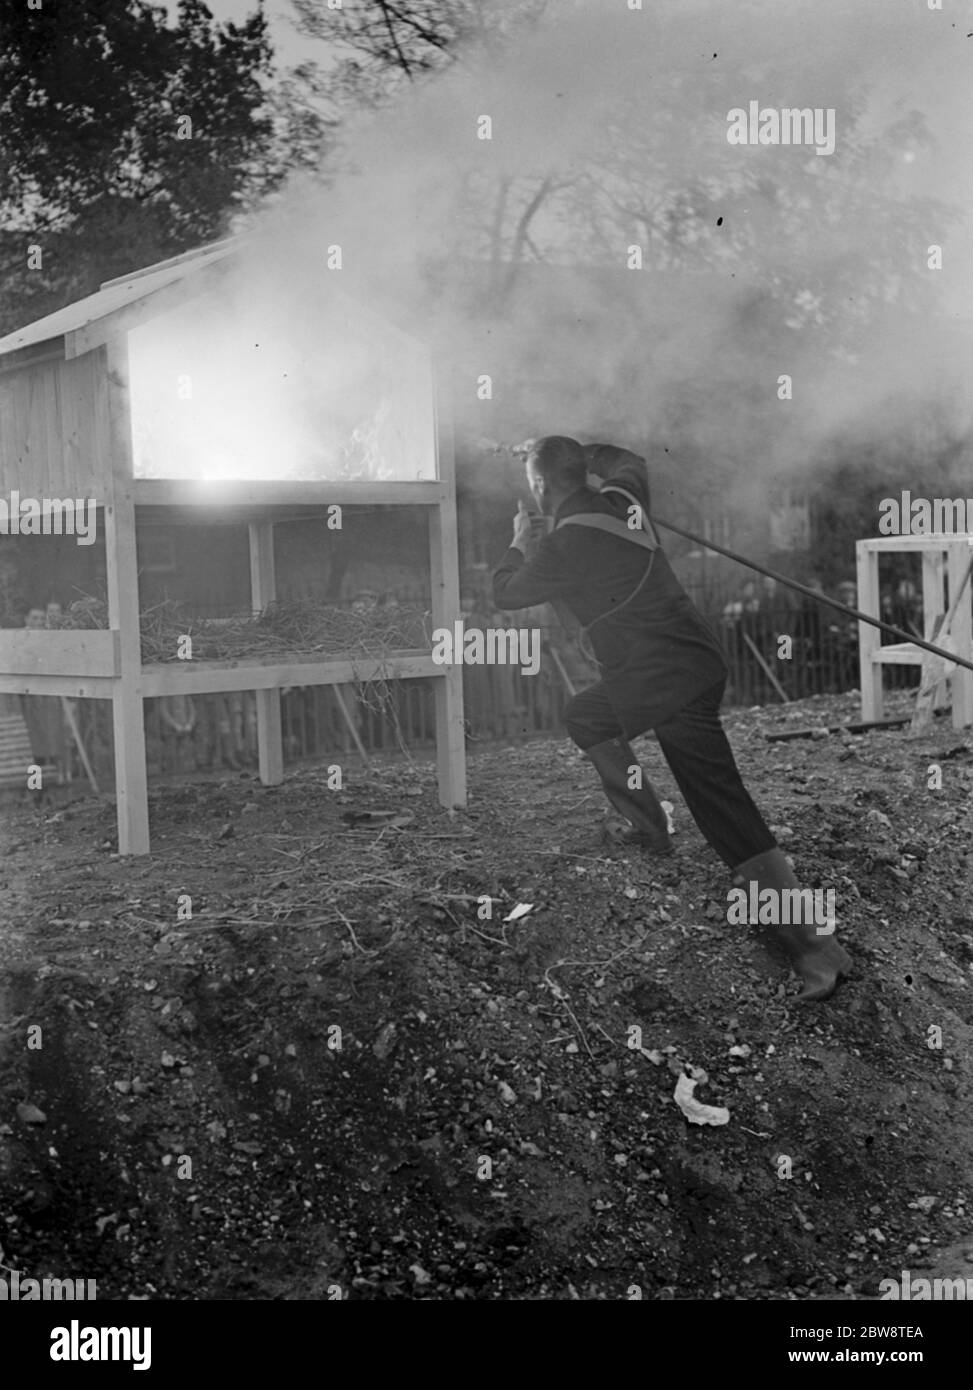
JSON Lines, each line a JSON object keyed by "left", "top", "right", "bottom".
{"left": 564, "top": 676, "right": 777, "bottom": 868}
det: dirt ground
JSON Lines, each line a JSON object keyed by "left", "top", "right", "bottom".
{"left": 1, "top": 688, "right": 971, "bottom": 1301}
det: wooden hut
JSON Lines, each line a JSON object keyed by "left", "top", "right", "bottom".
{"left": 0, "top": 239, "right": 466, "bottom": 853}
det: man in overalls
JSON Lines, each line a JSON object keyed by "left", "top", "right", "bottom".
{"left": 492, "top": 435, "right": 851, "bottom": 1002}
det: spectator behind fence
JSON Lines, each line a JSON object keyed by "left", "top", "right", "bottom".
{"left": 721, "top": 580, "right": 761, "bottom": 627}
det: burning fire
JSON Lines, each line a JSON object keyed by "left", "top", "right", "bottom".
{"left": 127, "top": 276, "right": 436, "bottom": 484}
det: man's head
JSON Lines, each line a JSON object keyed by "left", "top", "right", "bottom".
{"left": 525, "top": 436, "right": 588, "bottom": 515}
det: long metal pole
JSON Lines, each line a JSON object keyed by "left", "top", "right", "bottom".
{"left": 652, "top": 515, "right": 973, "bottom": 676}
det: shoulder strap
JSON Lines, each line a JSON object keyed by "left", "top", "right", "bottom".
{"left": 597, "top": 482, "right": 662, "bottom": 545}
{"left": 556, "top": 511, "right": 658, "bottom": 551}
{"left": 553, "top": 482, "right": 663, "bottom": 645}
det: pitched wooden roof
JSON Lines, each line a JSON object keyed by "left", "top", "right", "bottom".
{"left": 0, "top": 233, "right": 428, "bottom": 365}
{"left": 0, "top": 238, "right": 239, "bottom": 360}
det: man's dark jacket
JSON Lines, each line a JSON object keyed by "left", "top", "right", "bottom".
{"left": 492, "top": 447, "right": 728, "bottom": 731}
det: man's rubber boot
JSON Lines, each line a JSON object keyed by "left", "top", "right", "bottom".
{"left": 585, "top": 737, "right": 673, "bottom": 855}
{"left": 732, "top": 848, "right": 852, "bottom": 1002}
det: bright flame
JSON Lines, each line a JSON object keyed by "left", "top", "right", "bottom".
{"left": 127, "top": 272, "right": 437, "bottom": 483}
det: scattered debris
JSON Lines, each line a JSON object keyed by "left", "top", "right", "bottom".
{"left": 503, "top": 903, "right": 533, "bottom": 923}
{"left": 0, "top": 686, "right": 967, "bottom": 1300}
{"left": 342, "top": 810, "right": 415, "bottom": 831}
{"left": 373, "top": 1022, "right": 397, "bottom": 1059}
{"left": 673, "top": 1070, "right": 730, "bottom": 1127}
{"left": 16, "top": 1102, "right": 47, "bottom": 1126}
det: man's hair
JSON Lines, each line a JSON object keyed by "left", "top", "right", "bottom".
{"left": 527, "top": 436, "right": 588, "bottom": 491}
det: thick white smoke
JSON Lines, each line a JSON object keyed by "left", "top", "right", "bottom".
{"left": 215, "top": 0, "right": 973, "bottom": 504}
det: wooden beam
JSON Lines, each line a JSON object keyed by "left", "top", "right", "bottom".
{"left": 921, "top": 550, "right": 948, "bottom": 713}
{"left": 548, "top": 646, "right": 576, "bottom": 698}
{"left": 248, "top": 521, "right": 283, "bottom": 786}
{"left": 59, "top": 697, "right": 101, "bottom": 794}
{"left": 0, "top": 344, "right": 66, "bottom": 377}
{"left": 0, "top": 674, "right": 115, "bottom": 698}
{"left": 909, "top": 547, "right": 973, "bottom": 735}
{"left": 742, "top": 632, "right": 789, "bottom": 703}
{"left": 105, "top": 339, "right": 150, "bottom": 855}
{"left": 868, "top": 643, "right": 926, "bottom": 666}
{"left": 139, "top": 505, "right": 374, "bottom": 529}
{"left": 921, "top": 550, "right": 946, "bottom": 636}
{"left": 429, "top": 379, "right": 467, "bottom": 808}
{"left": 0, "top": 629, "right": 118, "bottom": 678}
{"left": 946, "top": 541, "right": 973, "bottom": 729}
{"left": 857, "top": 533, "right": 973, "bottom": 553}
{"left": 65, "top": 255, "right": 234, "bottom": 360}
{"left": 331, "top": 684, "right": 370, "bottom": 767}
{"left": 131, "top": 478, "right": 446, "bottom": 510}
{"left": 99, "top": 237, "right": 240, "bottom": 289}
{"left": 765, "top": 718, "right": 912, "bottom": 742}
{"left": 856, "top": 539, "right": 883, "bottom": 723}
{"left": 140, "top": 651, "right": 439, "bottom": 697}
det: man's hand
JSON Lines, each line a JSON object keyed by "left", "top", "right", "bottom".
{"left": 511, "top": 499, "right": 533, "bottom": 551}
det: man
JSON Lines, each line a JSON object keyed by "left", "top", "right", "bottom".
{"left": 492, "top": 436, "right": 851, "bottom": 1002}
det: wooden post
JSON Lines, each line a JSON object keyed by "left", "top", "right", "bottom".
{"left": 947, "top": 539, "right": 973, "bottom": 729}
{"left": 856, "top": 541, "right": 883, "bottom": 723}
{"left": 248, "top": 521, "right": 284, "bottom": 785}
{"left": 920, "top": 549, "right": 944, "bottom": 634}
{"left": 920, "top": 549, "right": 947, "bottom": 711}
{"left": 430, "top": 380, "right": 466, "bottom": 807}
{"left": 909, "top": 548, "right": 973, "bottom": 735}
{"left": 104, "top": 340, "right": 150, "bottom": 854}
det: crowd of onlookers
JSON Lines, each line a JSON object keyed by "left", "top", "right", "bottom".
{"left": 455, "top": 563, "right": 930, "bottom": 719}
{"left": 717, "top": 572, "right": 924, "bottom": 703}
{"left": 4, "top": 562, "right": 936, "bottom": 785}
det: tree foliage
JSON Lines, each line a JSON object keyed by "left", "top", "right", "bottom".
{"left": 0, "top": 0, "right": 279, "bottom": 331}
{"left": 291, "top": 0, "right": 546, "bottom": 104}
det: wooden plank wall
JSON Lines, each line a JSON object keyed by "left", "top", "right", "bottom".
{"left": 0, "top": 351, "right": 112, "bottom": 499}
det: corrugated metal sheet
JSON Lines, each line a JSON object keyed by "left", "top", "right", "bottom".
{"left": 0, "top": 239, "right": 239, "bottom": 358}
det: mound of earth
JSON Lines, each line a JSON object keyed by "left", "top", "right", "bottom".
{"left": 0, "top": 689, "right": 970, "bottom": 1300}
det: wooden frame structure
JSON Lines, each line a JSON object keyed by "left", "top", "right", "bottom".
{"left": 855, "top": 533, "right": 973, "bottom": 730}
{"left": 0, "top": 241, "right": 466, "bottom": 853}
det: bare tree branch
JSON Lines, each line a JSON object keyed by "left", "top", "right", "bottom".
{"left": 378, "top": 0, "right": 415, "bottom": 78}
{"left": 501, "top": 175, "right": 554, "bottom": 296}
{"left": 383, "top": 1, "right": 457, "bottom": 58}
